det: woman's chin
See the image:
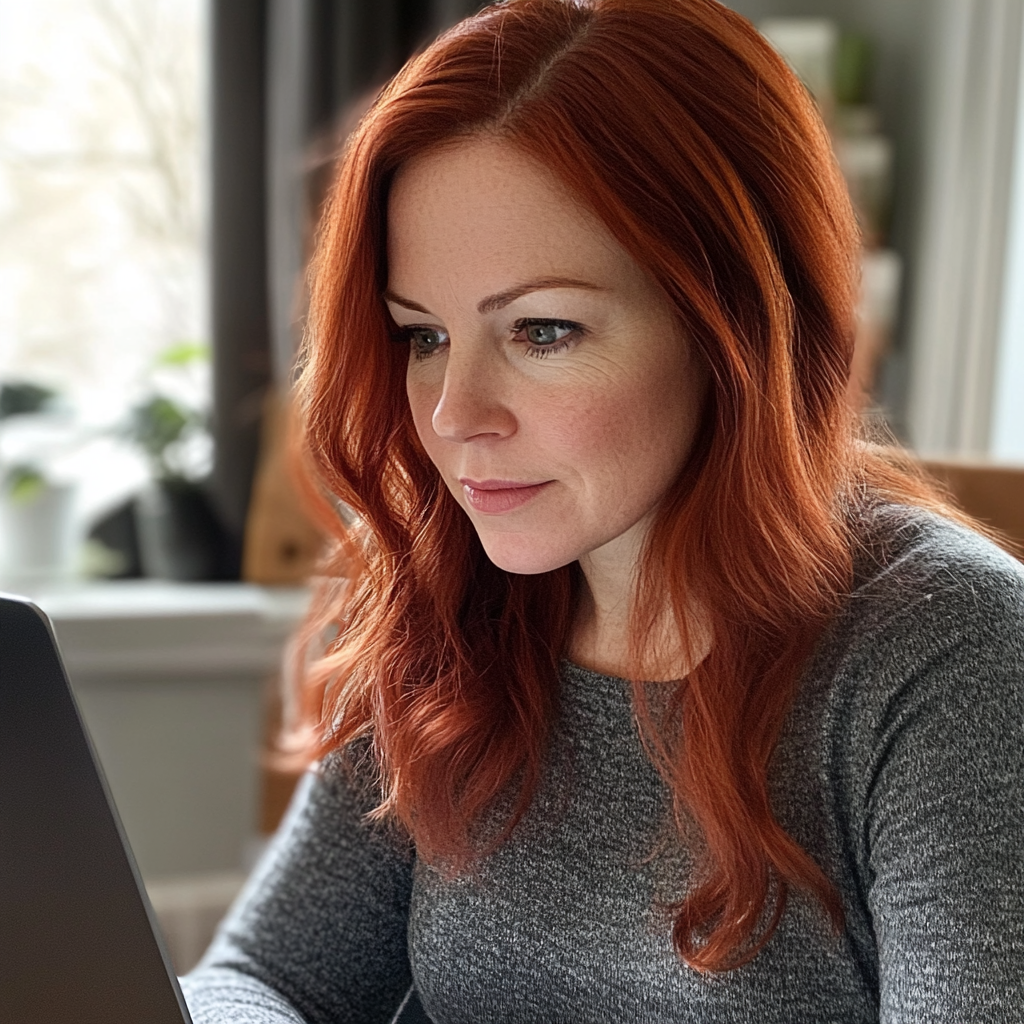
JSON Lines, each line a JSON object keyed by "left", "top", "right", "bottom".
{"left": 477, "top": 536, "right": 577, "bottom": 576}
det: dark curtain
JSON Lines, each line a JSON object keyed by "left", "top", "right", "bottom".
{"left": 209, "top": 0, "right": 480, "bottom": 576}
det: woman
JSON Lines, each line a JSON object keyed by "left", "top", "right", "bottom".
{"left": 182, "top": 0, "right": 1024, "bottom": 1020}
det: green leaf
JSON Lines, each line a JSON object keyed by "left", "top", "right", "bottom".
{"left": 128, "top": 395, "right": 195, "bottom": 462}
{"left": 4, "top": 464, "right": 47, "bottom": 504}
{"left": 156, "top": 341, "right": 210, "bottom": 367}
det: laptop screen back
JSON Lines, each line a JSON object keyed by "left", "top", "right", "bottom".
{"left": 0, "top": 595, "right": 191, "bottom": 1023}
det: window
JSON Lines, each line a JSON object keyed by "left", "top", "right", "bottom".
{"left": 0, "top": 0, "right": 209, "bottom": 517}
{"left": 993, "top": 18, "right": 1024, "bottom": 463}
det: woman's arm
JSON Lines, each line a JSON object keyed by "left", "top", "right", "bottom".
{"left": 179, "top": 967, "right": 309, "bottom": 1024}
{"left": 861, "top": 544, "right": 1024, "bottom": 1020}
{"left": 180, "top": 752, "right": 416, "bottom": 1024}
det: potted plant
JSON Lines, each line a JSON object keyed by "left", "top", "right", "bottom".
{"left": 126, "top": 352, "right": 223, "bottom": 581}
{"left": 0, "top": 383, "right": 78, "bottom": 586}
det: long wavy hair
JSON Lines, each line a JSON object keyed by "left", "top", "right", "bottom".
{"left": 290, "top": 0, "right": 948, "bottom": 972}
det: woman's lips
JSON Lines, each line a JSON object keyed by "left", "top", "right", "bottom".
{"left": 460, "top": 478, "right": 552, "bottom": 514}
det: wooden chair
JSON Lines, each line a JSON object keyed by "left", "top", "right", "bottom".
{"left": 921, "top": 459, "right": 1024, "bottom": 561}
{"left": 242, "top": 391, "right": 324, "bottom": 587}
{"left": 243, "top": 391, "right": 325, "bottom": 835}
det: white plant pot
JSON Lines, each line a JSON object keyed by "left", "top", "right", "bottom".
{"left": 0, "top": 482, "right": 77, "bottom": 586}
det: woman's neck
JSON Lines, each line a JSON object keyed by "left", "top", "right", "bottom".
{"left": 568, "top": 523, "right": 682, "bottom": 682}
{"left": 568, "top": 518, "right": 710, "bottom": 682}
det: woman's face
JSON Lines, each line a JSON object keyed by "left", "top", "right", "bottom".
{"left": 387, "top": 138, "right": 706, "bottom": 576}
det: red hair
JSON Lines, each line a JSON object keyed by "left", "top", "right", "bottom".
{"left": 291, "top": 0, "right": 947, "bottom": 971}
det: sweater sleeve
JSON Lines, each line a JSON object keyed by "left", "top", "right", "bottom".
{"left": 179, "top": 752, "right": 416, "bottom": 1024}
{"left": 856, "top": 541, "right": 1024, "bottom": 1022}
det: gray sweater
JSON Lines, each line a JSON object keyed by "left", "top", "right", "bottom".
{"left": 181, "top": 507, "right": 1024, "bottom": 1023}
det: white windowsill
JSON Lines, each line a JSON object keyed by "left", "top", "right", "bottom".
{"left": 17, "top": 579, "right": 311, "bottom": 681}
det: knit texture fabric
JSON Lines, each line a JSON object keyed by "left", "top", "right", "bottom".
{"left": 181, "top": 506, "right": 1024, "bottom": 1023}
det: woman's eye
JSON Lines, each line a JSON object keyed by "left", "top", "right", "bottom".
{"left": 513, "top": 319, "right": 582, "bottom": 356}
{"left": 404, "top": 326, "right": 448, "bottom": 359}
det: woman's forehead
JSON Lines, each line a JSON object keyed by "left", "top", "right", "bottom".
{"left": 386, "top": 138, "right": 646, "bottom": 304}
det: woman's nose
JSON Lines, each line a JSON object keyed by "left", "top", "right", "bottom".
{"left": 430, "top": 345, "right": 516, "bottom": 443}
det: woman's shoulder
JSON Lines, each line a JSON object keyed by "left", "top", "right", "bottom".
{"left": 806, "top": 500, "right": 1024, "bottom": 760}
{"left": 848, "top": 500, "right": 1024, "bottom": 629}
{"left": 790, "top": 501, "right": 1023, "bottom": 758}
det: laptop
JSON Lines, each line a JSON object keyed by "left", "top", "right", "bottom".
{"left": 0, "top": 593, "right": 193, "bottom": 1023}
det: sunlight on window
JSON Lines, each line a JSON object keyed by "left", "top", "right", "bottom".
{"left": 0, "top": 0, "right": 208, "bottom": 524}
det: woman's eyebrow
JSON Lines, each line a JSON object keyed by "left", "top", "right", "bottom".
{"left": 383, "top": 277, "right": 604, "bottom": 318}
{"left": 383, "top": 291, "right": 434, "bottom": 316}
{"left": 476, "top": 277, "right": 604, "bottom": 313}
